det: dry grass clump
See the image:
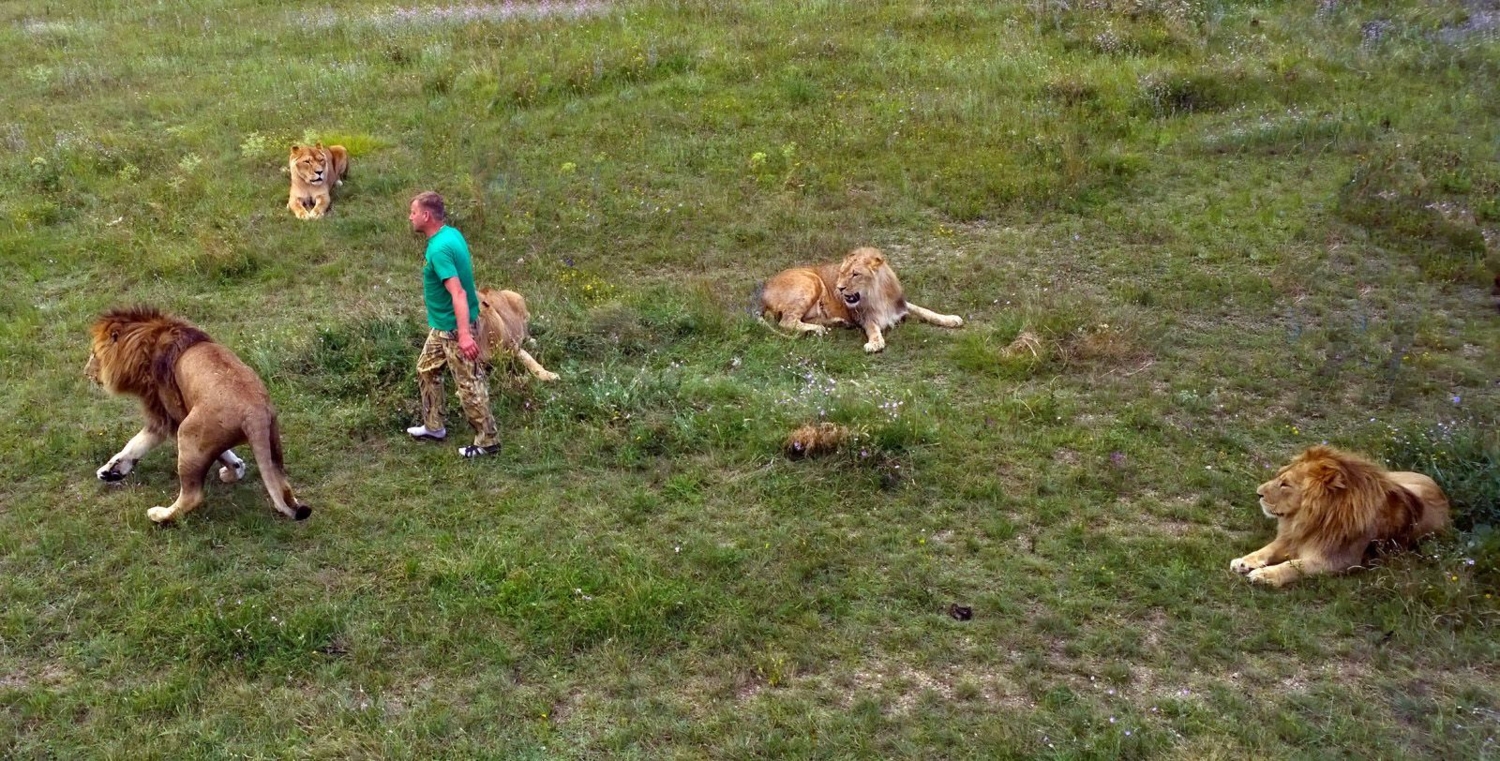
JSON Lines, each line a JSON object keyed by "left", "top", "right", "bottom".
{"left": 999, "top": 330, "right": 1044, "bottom": 359}
{"left": 784, "top": 422, "right": 851, "bottom": 459}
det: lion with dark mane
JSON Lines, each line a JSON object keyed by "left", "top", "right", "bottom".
{"left": 85, "top": 306, "right": 311, "bottom": 523}
{"left": 1230, "top": 445, "right": 1449, "bottom": 587}
{"left": 756, "top": 247, "right": 963, "bottom": 353}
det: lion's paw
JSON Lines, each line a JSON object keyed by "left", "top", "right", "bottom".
{"left": 97, "top": 459, "right": 132, "bottom": 482}
{"left": 1230, "top": 557, "right": 1255, "bottom": 574}
{"left": 1246, "top": 566, "right": 1288, "bottom": 587}
{"left": 146, "top": 506, "right": 175, "bottom": 523}
{"left": 537, "top": 370, "right": 561, "bottom": 382}
{"left": 863, "top": 340, "right": 885, "bottom": 353}
{"left": 943, "top": 315, "right": 965, "bottom": 328}
{"left": 218, "top": 462, "right": 247, "bottom": 483}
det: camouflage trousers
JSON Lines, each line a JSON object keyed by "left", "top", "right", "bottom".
{"left": 416, "top": 328, "right": 499, "bottom": 448}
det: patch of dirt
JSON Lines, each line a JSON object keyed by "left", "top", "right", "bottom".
{"left": 1437, "top": 0, "right": 1500, "bottom": 44}
{"left": 304, "top": 2, "right": 612, "bottom": 29}
{"left": 0, "top": 663, "right": 72, "bottom": 691}
{"left": 773, "top": 658, "right": 1034, "bottom": 715}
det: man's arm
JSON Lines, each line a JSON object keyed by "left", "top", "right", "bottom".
{"left": 444, "top": 277, "right": 479, "bottom": 360}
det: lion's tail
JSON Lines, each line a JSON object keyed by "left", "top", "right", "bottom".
{"left": 749, "top": 283, "right": 796, "bottom": 338}
{"left": 749, "top": 283, "right": 766, "bottom": 318}
{"left": 247, "top": 415, "right": 311, "bottom": 521}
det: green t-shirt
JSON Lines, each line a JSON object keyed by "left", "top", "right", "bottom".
{"left": 422, "top": 225, "right": 480, "bottom": 332}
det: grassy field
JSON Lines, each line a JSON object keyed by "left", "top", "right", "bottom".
{"left": 3, "top": 0, "right": 1499, "bottom": 757}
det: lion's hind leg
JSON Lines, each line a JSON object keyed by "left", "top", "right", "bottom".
{"left": 329, "top": 146, "right": 349, "bottom": 185}
{"left": 98, "top": 427, "right": 167, "bottom": 482}
{"left": 759, "top": 271, "right": 832, "bottom": 336}
{"left": 146, "top": 439, "right": 216, "bottom": 524}
{"left": 515, "top": 348, "right": 560, "bottom": 382}
{"left": 905, "top": 302, "right": 964, "bottom": 329}
{"left": 779, "top": 313, "right": 830, "bottom": 336}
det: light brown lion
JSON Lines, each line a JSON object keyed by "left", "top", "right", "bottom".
{"left": 287, "top": 142, "right": 349, "bottom": 220}
{"left": 476, "top": 287, "right": 560, "bottom": 382}
{"left": 1230, "top": 445, "right": 1449, "bottom": 587}
{"left": 756, "top": 247, "right": 963, "bottom": 353}
{"left": 85, "top": 307, "right": 311, "bottom": 523}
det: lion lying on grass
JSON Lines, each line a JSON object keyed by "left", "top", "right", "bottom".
{"left": 287, "top": 142, "right": 348, "bottom": 220}
{"left": 477, "top": 287, "right": 559, "bottom": 381}
{"left": 85, "top": 307, "right": 311, "bottom": 523}
{"left": 1230, "top": 446, "right": 1449, "bottom": 587}
{"left": 756, "top": 247, "right": 963, "bottom": 353}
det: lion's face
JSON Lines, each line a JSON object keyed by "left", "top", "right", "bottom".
{"left": 84, "top": 325, "right": 118, "bottom": 389}
{"left": 834, "top": 249, "right": 891, "bottom": 309}
{"left": 1256, "top": 467, "right": 1305, "bottom": 519}
{"left": 290, "top": 144, "right": 330, "bottom": 185}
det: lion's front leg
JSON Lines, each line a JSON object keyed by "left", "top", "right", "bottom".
{"left": 98, "top": 427, "right": 167, "bottom": 482}
{"left": 1246, "top": 560, "right": 1305, "bottom": 587}
{"left": 288, "top": 194, "right": 311, "bottom": 219}
{"left": 1230, "top": 538, "right": 1289, "bottom": 574}
{"left": 217, "top": 449, "right": 247, "bottom": 483}
{"left": 906, "top": 302, "right": 964, "bottom": 329}
{"left": 308, "top": 193, "right": 330, "bottom": 219}
{"left": 1250, "top": 548, "right": 1362, "bottom": 587}
{"left": 861, "top": 322, "right": 886, "bottom": 353}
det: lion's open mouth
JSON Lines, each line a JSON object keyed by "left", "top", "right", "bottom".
{"left": 843, "top": 293, "right": 861, "bottom": 307}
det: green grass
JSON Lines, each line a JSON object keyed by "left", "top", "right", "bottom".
{"left": 3, "top": 0, "right": 1500, "bottom": 757}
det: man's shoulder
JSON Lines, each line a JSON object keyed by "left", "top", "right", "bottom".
{"left": 429, "top": 226, "right": 469, "bottom": 256}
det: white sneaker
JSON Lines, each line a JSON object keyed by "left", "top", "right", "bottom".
{"left": 407, "top": 425, "right": 447, "bottom": 441}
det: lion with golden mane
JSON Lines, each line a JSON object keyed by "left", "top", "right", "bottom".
{"left": 1230, "top": 445, "right": 1449, "bottom": 587}
{"left": 85, "top": 307, "right": 311, "bottom": 523}
{"left": 756, "top": 247, "right": 963, "bottom": 353}
{"left": 476, "top": 287, "right": 560, "bottom": 382}
{"left": 287, "top": 142, "right": 349, "bottom": 219}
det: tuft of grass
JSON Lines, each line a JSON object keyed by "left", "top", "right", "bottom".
{"left": 1337, "top": 137, "right": 1494, "bottom": 280}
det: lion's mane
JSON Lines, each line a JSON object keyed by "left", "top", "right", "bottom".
{"left": 1280, "top": 446, "right": 1429, "bottom": 552}
{"left": 87, "top": 306, "right": 212, "bottom": 433}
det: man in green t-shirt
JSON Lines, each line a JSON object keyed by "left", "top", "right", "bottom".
{"left": 404, "top": 191, "right": 500, "bottom": 457}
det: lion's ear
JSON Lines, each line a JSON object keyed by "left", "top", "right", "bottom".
{"left": 1308, "top": 461, "right": 1346, "bottom": 491}
{"left": 290, "top": 144, "right": 301, "bottom": 153}
{"left": 110, "top": 329, "right": 119, "bottom": 343}
{"left": 868, "top": 254, "right": 885, "bottom": 267}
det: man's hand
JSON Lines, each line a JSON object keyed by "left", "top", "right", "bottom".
{"left": 444, "top": 276, "right": 479, "bottom": 360}
{"left": 457, "top": 331, "right": 479, "bottom": 360}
